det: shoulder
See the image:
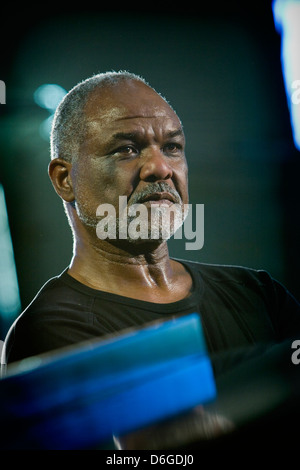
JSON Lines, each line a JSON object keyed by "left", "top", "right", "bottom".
{"left": 2, "top": 269, "right": 84, "bottom": 364}
{"left": 175, "top": 258, "right": 300, "bottom": 321}
{"left": 173, "top": 258, "right": 300, "bottom": 309}
{"left": 174, "top": 257, "right": 273, "bottom": 286}
{"left": 28, "top": 272, "right": 66, "bottom": 304}
{"left": 15, "top": 268, "right": 92, "bottom": 322}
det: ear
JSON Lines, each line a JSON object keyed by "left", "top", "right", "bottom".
{"left": 48, "top": 158, "right": 75, "bottom": 203}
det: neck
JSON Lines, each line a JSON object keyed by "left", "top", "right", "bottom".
{"left": 65, "top": 206, "right": 193, "bottom": 303}
{"left": 68, "top": 234, "right": 175, "bottom": 290}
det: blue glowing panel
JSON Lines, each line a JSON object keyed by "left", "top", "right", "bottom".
{"left": 0, "top": 314, "right": 216, "bottom": 449}
{"left": 273, "top": 0, "right": 300, "bottom": 151}
{"left": 0, "top": 185, "right": 21, "bottom": 333}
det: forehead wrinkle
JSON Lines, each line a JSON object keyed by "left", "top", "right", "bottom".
{"left": 109, "top": 126, "right": 185, "bottom": 144}
{"left": 116, "top": 115, "right": 158, "bottom": 121}
{"left": 84, "top": 105, "right": 184, "bottom": 150}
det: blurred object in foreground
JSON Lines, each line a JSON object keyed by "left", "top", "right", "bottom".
{"left": 0, "top": 313, "right": 216, "bottom": 450}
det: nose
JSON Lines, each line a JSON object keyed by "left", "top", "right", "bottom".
{"left": 139, "top": 146, "right": 173, "bottom": 182}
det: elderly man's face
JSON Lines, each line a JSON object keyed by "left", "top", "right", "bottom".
{"left": 70, "top": 80, "right": 189, "bottom": 242}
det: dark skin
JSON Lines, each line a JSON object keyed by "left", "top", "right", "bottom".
{"left": 48, "top": 79, "right": 193, "bottom": 304}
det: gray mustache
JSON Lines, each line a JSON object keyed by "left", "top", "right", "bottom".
{"left": 129, "top": 182, "right": 182, "bottom": 206}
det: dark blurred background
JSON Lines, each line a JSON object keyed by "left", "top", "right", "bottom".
{"left": 0, "top": 2, "right": 299, "bottom": 338}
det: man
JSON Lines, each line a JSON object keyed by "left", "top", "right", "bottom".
{"left": 3, "top": 70, "right": 300, "bottom": 365}
{"left": 2, "top": 72, "right": 300, "bottom": 448}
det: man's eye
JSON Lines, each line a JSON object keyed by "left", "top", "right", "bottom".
{"left": 114, "top": 146, "right": 138, "bottom": 156}
{"left": 164, "top": 143, "right": 183, "bottom": 155}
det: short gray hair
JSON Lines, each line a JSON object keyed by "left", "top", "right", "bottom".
{"left": 50, "top": 71, "right": 149, "bottom": 162}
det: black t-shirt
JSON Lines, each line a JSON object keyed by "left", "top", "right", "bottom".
{"left": 3, "top": 259, "right": 300, "bottom": 367}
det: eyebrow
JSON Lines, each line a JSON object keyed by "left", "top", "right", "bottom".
{"left": 165, "top": 128, "right": 185, "bottom": 139}
{"left": 110, "top": 128, "right": 185, "bottom": 142}
{"left": 111, "top": 132, "right": 139, "bottom": 142}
